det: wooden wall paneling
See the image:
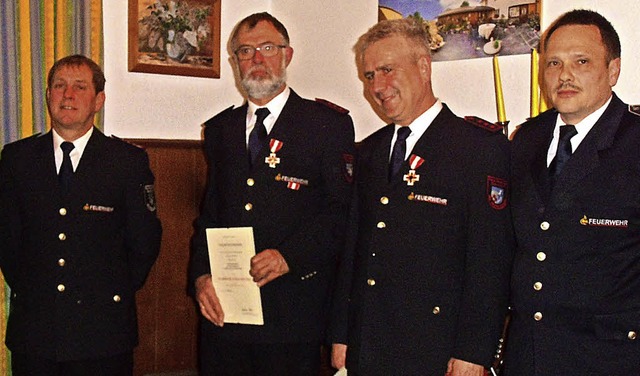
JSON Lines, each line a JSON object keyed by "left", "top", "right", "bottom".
{"left": 130, "top": 139, "right": 206, "bottom": 376}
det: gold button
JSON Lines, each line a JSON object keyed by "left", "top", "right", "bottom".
{"left": 432, "top": 306, "right": 440, "bottom": 315}
{"left": 58, "top": 258, "right": 66, "bottom": 267}
{"left": 540, "top": 221, "right": 550, "bottom": 230}
{"left": 113, "top": 295, "right": 121, "bottom": 302}
{"left": 380, "top": 196, "right": 389, "bottom": 205}
{"left": 628, "top": 331, "right": 637, "bottom": 340}
{"left": 59, "top": 208, "right": 67, "bottom": 216}
{"left": 367, "top": 278, "right": 376, "bottom": 286}
{"left": 58, "top": 233, "right": 67, "bottom": 241}
{"left": 536, "top": 252, "right": 546, "bottom": 261}
{"left": 533, "top": 282, "right": 542, "bottom": 291}
{"left": 247, "top": 178, "right": 255, "bottom": 186}
{"left": 534, "top": 312, "right": 543, "bottom": 321}
{"left": 376, "top": 221, "right": 386, "bottom": 229}
{"left": 245, "top": 203, "right": 253, "bottom": 211}
{"left": 57, "top": 284, "right": 65, "bottom": 292}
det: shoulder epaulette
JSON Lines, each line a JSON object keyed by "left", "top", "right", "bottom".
{"left": 204, "top": 105, "right": 235, "bottom": 127}
{"left": 629, "top": 105, "right": 640, "bottom": 116}
{"left": 315, "top": 98, "right": 349, "bottom": 114}
{"left": 464, "top": 116, "right": 504, "bottom": 133}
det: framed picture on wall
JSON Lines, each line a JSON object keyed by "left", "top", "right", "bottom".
{"left": 128, "top": 0, "right": 221, "bottom": 78}
{"left": 378, "top": 0, "right": 542, "bottom": 62}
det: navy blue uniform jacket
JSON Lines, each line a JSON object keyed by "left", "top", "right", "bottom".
{"left": 0, "top": 129, "right": 162, "bottom": 361}
{"left": 190, "top": 89, "right": 355, "bottom": 344}
{"left": 505, "top": 94, "right": 640, "bottom": 375}
{"left": 331, "top": 105, "right": 513, "bottom": 375}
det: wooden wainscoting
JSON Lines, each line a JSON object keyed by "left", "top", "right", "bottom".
{"left": 131, "top": 139, "right": 205, "bottom": 376}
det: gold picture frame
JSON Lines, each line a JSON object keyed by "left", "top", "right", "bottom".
{"left": 128, "top": 0, "right": 221, "bottom": 78}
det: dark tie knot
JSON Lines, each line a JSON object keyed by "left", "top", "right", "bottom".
{"left": 61, "top": 141, "right": 75, "bottom": 155}
{"left": 254, "top": 108, "right": 270, "bottom": 125}
{"left": 396, "top": 126, "right": 411, "bottom": 142}
{"left": 559, "top": 124, "right": 577, "bottom": 142}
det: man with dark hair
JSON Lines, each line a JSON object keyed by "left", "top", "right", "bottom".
{"left": 0, "top": 54, "right": 162, "bottom": 375}
{"left": 189, "top": 12, "right": 355, "bottom": 376}
{"left": 330, "top": 18, "right": 513, "bottom": 375}
{"left": 506, "top": 9, "right": 640, "bottom": 375}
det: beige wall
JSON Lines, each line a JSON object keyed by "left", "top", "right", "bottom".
{"left": 103, "top": 0, "right": 640, "bottom": 141}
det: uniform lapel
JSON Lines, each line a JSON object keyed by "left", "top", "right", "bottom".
{"left": 72, "top": 129, "right": 104, "bottom": 193}
{"left": 268, "top": 90, "right": 303, "bottom": 144}
{"left": 551, "top": 96, "right": 625, "bottom": 198}
{"left": 34, "top": 132, "right": 59, "bottom": 188}
{"left": 531, "top": 121, "right": 555, "bottom": 203}
{"left": 375, "top": 126, "right": 396, "bottom": 186}
{"left": 233, "top": 104, "right": 251, "bottom": 171}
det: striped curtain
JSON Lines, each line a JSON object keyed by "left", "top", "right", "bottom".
{"left": 0, "top": 1, "right": 103, "bottom": 374}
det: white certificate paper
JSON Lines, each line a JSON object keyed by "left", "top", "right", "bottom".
{"left": 206, "top": 227, "right": 264, "bottom": 325}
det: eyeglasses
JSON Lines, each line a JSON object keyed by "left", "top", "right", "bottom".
{"left": 235, "top": 44, "right": 287, "bottom": 60}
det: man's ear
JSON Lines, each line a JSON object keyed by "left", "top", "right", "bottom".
{"left": 284, "top": 46, "right": 294, "bottom": 67}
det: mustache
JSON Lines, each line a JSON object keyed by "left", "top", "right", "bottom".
{"left": 556, "top": 82, "right": 581, "bottom": 91}
{"left": 245, "top": 63, "right": 271, "bottom": 77}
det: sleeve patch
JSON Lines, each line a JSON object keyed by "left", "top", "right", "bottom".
{"left": 144, "top": 184, "right": 157, "bottom": 212}
{"left": 629, "top": 105, "right": 640, "bottom": 116}
{"left": 487, "top": 176, "right": 508, "bottom": 210}
{"left": 343, "top": 153, "right": 355, "bottom": 183}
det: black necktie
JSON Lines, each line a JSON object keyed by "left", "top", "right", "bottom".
{"left": 389, "top": 126, "right": 411, "bottom": 181}
{"left": 248, "top": 108, "right": 270, "bottom": 166}
{"left": 59, "top": 141, "right": 75, "bottom": 192}
{"left": 549, "top": 125, "right": 577, "bottom": 180}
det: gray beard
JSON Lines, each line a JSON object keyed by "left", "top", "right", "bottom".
{"left": 241, "top": 71, "right": 287, "bottom": 100}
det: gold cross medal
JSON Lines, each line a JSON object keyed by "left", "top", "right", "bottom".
{"left": 265, "top": 139, "right": 284, "bottom": 168}
{"left": 403, "top": 154, "right": 425, "bottom": 186}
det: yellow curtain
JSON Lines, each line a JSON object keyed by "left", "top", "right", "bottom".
{"left": 0, "top": 1, "right": 103, "bottom": 374}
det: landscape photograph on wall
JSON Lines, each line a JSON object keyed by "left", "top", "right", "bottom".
{"left": 379, "top": 0, "right": 541, "bottom": 61}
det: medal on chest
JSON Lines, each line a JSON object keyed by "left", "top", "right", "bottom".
{"left": 265, "top": 139, "right": 284, "bottom": 168}
{"left": 403, "top": 154, "right": 425, "bottom": 186}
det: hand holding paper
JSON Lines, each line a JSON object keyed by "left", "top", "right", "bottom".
{"left": 195, "top": 274, "right": 225, "bottom": 327}
{"left": 250, "top": 248, "right": 290, "bottom": 287}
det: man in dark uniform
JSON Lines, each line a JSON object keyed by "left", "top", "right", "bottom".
{"left": 0, "top": 55, "right": 162, "bottom": 375}
{"left": 329, "top": 18, "right": 513, "bottom": 376}
{"left": 505, "top": 9, "right": 640, "bottom": 375}
{"left": 188, "top": 12, "right": 355, "bottom": 376}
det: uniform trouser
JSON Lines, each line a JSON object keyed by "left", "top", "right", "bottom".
{"left": 12, "top": 351, "right": 133, "bottom": 376}
{"left": 199, "top": 335, "right": 321, "bottom": 376}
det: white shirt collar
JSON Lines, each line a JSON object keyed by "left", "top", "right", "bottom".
{"left": 53, "top": 127, "right": 94, "bottom": 172}
{"left": 390, "top": 99, "right": 443, "bottom": 160}
{"left": 246, "top": 86, "right": 291, "bottom": 137}
{"left": 547, "top": 95, "right": 612, "bottom": 165}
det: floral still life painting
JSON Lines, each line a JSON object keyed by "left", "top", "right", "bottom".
{"left": 128, "top": 0, "right": 221, "bottom": 78}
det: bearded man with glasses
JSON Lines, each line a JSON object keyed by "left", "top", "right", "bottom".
{"left": 189, "top": 12, "right": 356, "bottom": 376}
